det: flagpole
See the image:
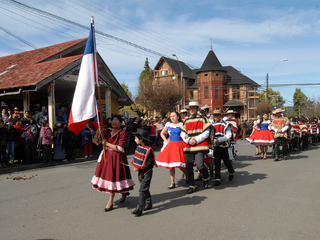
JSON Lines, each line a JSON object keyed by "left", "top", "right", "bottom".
{"left": 92, "top": 16, "right": 106, "bottom": 161}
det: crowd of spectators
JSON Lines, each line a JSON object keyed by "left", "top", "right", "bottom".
{"left": 0, "top": 105, "right": 77, "bottom": 168}
{"left": 120, "top": 116, "right": 168, "bottom": 154}
{"left": 0, "top": 104, "right": 169, "bottom": 168}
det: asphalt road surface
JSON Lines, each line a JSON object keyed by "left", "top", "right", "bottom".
{"left": 1, "top": 141, "right": 320, "bottom": 240}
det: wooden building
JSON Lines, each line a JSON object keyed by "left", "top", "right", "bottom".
{"left": 0, "top": 38, "right": 132, "bottom": 129}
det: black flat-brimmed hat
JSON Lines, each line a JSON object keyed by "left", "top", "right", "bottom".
{"left": 132, "top": 128, "right": 151, "bottom": 142}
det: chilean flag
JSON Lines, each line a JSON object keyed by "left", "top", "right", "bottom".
{"left": 68, "top": 18, "right": 97, "bottom": 134}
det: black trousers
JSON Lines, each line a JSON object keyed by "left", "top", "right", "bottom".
{"left": 301, "top": 134, "right": 308, "bottom": 150}
{"left": 214, "top": 147, "right": 234, "bottom": 180}
{"left": 42, "top": 145, "right": 52, "bottom": 163}
{"left": 274, "top": 137, "right": 287, "bottom": 157}
{"left": 185, "top": 151, "right": 209, "bottom": 186}
{"left": 292, "top": 137, "right": 299, "bottom": 150}
{"left": 137, "top": 169, "right": 153, "bottom": 209}
{"left": 24, "top": 147, "right": 36, "bottom": 164}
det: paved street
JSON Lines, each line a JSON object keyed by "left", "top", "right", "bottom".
{"left": 1, "top": 141, "right": 320, "bottom": 240}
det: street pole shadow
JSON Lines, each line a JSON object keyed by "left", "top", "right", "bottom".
{"left": 212, "top": 170, "right": 267, "bottom": 190}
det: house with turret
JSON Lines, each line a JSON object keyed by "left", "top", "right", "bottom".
{"left": 149, "top": 46, "right": 260, "bottom": 120}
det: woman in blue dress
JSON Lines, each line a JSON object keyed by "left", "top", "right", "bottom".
{"left": 246, "top": 113, "right": 274, "bottom": 159}
{"left": 156, "top": 111, "right": 186, "bottom": 189}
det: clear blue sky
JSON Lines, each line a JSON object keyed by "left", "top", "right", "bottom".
{"left": 1, "top": 0, "right": 320, "bottom": 106}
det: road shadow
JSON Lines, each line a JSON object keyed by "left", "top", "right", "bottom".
{"left": 144, "top": 195, "right": 207, "bottom": 215}
{"left": 211, "top": 170, "right": 267, "bottom": 190}
{"left": 286, "top": 154, "right": 309, "bottom": 160}
{"left": 116, "top": 188, "right": 207, "bottom": 212}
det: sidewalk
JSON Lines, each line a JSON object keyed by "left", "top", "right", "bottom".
{"left": 0, "top": 150, "right": 137, "bottom": 175}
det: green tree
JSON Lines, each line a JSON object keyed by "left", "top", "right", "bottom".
{"left": 259, "top": 88, "right": 285, "bottom": 109}
{"left": 136, "top": 58, "right": 152, "bottom": 106}
{"left": 120, "top": 82, "right": 132, "bottom": 99}
{"left": 292, "top": 88, "right": 307, "bottom": 115}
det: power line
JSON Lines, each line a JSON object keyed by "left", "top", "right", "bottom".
{"left": 0, "top": 25, "right": 37, "bottom": 49}
{"left": 260, "top": 83, "right": 320, "bottom": 87}
{"left": 3, "top": 0, "right": 199, "bottom": 66}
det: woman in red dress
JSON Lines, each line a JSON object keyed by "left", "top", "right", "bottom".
{"left": 91, "top": 115, "right": 135, "bottom": 212}
{"left": 246, "top": 113, "right": 274, "bottom": 159}
{"left": 156, "top": 111, "right": 186, "bottom": 189}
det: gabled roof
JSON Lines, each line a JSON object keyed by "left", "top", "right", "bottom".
{"left": 161, "top": 57, "right": 196, "bottom": 80}
{"left": 197, "top": 48, "right": 225, "bottom": 73}
{"left": 224, "top": 66, "right": 260, "bottom": 86}
{"left": 0, "top": 38, "right": 86, "bottom": 90}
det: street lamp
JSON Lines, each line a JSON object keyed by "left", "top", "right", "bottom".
{"left": 266, "top": 59, "right": 288, "bottom": 103}
{"left": 172, "top": 54, "right": 183, "bottom": 109}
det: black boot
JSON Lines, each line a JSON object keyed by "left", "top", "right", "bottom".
{"left": 131, "top": 192, "right": 145, "bottom": 216}
{"left": 144, "top": 192, "right": 152, "bottom": 211}
{"left": 131, "top": 205, "right": 143, "bottom": 216}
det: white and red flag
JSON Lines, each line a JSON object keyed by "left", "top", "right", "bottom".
{"left": 68, "top": 18, "right": 98, "bottom": 134}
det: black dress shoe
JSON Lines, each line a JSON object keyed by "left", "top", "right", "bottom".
{"left": 119, "top": 192, "right": 130, "bottom": 203}
{"left": 168, "top": 183, "right": 175, "bottom": 189}
{"left": 213, "top": 179, "right": 221, "bottom": 186}
{"left": 203, "top": 180, "right": 210, "bottom": 189}
{"left": 274, "top": 157, "right": 279, "bottom": 162}
{"left": 104, "top": 205, "right": 113, "bottom": 212}
{"left": 185, "top": 187, "right": 196, "bottom": 194}
{"left": 229, "top": 173, "right": 234, "bottom": 181}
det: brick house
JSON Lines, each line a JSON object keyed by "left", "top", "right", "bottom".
{"left": 149, "top": 46, "right": 260, "bottom": 120}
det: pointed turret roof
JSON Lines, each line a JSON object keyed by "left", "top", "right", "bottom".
{"left": 197, "top": 48, "right": 225, "bottom": 73}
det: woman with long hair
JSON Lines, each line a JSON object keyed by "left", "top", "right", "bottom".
{"left": 246, "top": 113, "right": 274, "bottom": 159}
{"left": 156, "top": 111, "right": 187, "bottom": 189}
{"left": 91, "top": 115, "right": 135, "bottom": 212}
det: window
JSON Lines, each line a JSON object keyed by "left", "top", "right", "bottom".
{"left": 215, "top": 73, "right": 220, "bottom": 77}
{"left": 161, "top": 70, "right": 167, "bottom": 76}
{"left": 205, "top": 85, "right": 209, "bottom": 99}
{"left": 198, "top": 87, "right": 201, "bottom": 100}
{"left": 215, "top": 85, "right": 219, "bottom": 99}
{"left": 190, "top": 91, "right": 194, "bottom": 100}
{"left": 172, "top": 75, "right": 176, "bottom": 80}
{"left": 204, "top": 73, "right": 208, "bottom": 77}
{"left": 232, "top": 86, "right": 240, "bottom": 99}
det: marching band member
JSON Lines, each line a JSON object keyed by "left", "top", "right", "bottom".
{"left": 270, "top": 109, "right": 290, "bottom": 161}
{"left": 211, "top": 109, "right": 235, "bottom": 186}
{"left": 180, "top": 101, "right": 213, "bottom": 194}
{"left": 180, "top": 109, "right": 189, "bottom": 120}
{"left": 223, "top": 110, "right": 239, "bottom": 162}
{"left": 299, "top": 119, "right": 309, "bottom": 150}
{"left": 310, "top": 118, "right": 319, "bottom": 145}
{"left": 290, "top": 118, "right": 301, "bottom": 151}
